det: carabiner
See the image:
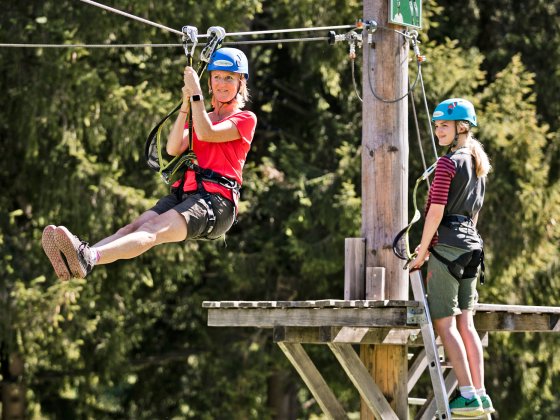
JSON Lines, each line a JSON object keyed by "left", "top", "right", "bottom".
{"left": 200, "top": 26, "right": 226, "bottom": 63}
{"left": 182, "top": 25, "right": 199, "bottom": 58}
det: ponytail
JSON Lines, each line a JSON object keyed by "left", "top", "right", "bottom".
{"left": 469, "top": 137, "right": 491, "bottom": 178}
{"left": 456, "top": 121, "right": 491, "bottom": 178}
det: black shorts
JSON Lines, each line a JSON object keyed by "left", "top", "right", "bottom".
{"left": 150, "top": 192, "right": 235, "bottom": 240}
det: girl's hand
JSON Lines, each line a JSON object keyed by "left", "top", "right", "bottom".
{"left": 409, "top": 247, "right": 429, "bottom": 270}
{"left": 182, "top": 66, "right": 202, "bottom": 101}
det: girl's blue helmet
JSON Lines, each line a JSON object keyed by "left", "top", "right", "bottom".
{"left": 432, "top": 98, "right": 477, "bottom": 126}
{"left": 208, "top": 48, "right": 249, "bottom": 80}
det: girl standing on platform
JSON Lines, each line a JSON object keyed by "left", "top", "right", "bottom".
{"left": 409, "top": 98, "right": 494, "bottom": 417}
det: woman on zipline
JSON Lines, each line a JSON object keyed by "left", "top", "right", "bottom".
{"left": 42, "top": 47, "right": 257, "bottom": 280}
{"left": 409, "top": 98, "right": 494, "bottom": 417}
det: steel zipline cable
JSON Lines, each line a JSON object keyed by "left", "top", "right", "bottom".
{"left": 1, "top": 0, "right": 418, "bottom": 51}
{"left": 0, "top": 37, "right": 329, "bottom": 49}
{"left": 78, "top": 0, "right": 355, "bottom": 39}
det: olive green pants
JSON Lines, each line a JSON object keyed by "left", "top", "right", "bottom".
{"left": 426, "top": 244, "right": 478, "bottom": 319}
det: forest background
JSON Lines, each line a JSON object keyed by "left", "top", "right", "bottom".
{"left": 1, "top": 0, "right": 559, "bottom": 419}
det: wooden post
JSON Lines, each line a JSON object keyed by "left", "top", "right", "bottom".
{"left": 344, "top": 238, "right": 366, "bottom": 299}
{"left": 361, "top": 0, "right": 409, "bottom": 418}
{"left": 366, "top": 267, "right": 385, "bottom": 301}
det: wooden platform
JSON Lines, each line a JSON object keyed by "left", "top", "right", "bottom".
{"left": 203, "top": 300, "right": 560, "bottom": 332}
{"left": 203, "top": 299, "right": 560, "bottom": 419}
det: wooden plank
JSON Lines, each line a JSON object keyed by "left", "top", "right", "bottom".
{"left": 274, "top": 326, "right": 422, "bottom": 345}
{"left": 474, "top": 312, "right": 560, "bottom": 332}
{"left": 203, "top": 300, "right": 419, "bottom": 309}
{"left": 204, "top": 300, "right": 560, "bottom": 313}
{"left": 278, "top": 342, "right": 347, "bottom": 420}
{"left": 328, "top": 343, "right": 399, "bottom": 420}
{"left": 475, "top": 303, "right": 560, "bottom": 314}
{"left": 274, "top": 326, "right": 336, "bottom": 344}
{"left": 407, "top": 348, "right": 428, "bottom": 393}
{"left": 204, "top": 303, "right": 560, "bottom": 332}
{"left": 345, "top": 238, "right": 366, "bottom": 300}
{"left": 334, "top": 327, "right": 370, "bottom": 343}
{"left": 334, "top": 327, "right": 418, "bottom": 345}
{"left": 366, "top": 267, "right": 386, "bottom": 301}
{"left": 207, "top": 307, "right": 412, "bottom": 328}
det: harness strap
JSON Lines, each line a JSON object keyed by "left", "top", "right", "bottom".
{"left": 429, "top": 246, "right": 485, "bottom": 284}
{"left": 173, "top": 161, "right": 240, "bottom": 238}
{"left": 195, "top": 172, "right": 217, "bottom": 236}
{"left": 186, "top": 161, "right": 241, "bottom": 193}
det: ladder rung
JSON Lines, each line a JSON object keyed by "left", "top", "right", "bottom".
{"left": 408, "top": 397, "right": 427, "bottom": 405}
{"left": 439, "top": 360, "right": 453, "bottom": 369}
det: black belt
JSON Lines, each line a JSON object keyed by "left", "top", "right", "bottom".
{"left": 442, "top": 214, "right": 472, "bottom": 224}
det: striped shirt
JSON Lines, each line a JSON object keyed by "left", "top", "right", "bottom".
{"left": 425, "top": 156, "right": 456, "bottom": 246}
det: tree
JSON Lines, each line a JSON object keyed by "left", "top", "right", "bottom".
{"left": 1, "top": 0, "right": 559, "bottom": 418}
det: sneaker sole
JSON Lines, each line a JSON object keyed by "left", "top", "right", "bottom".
{"left": 42, "top": 225, "right": 71, "bottom": 280}
{"left": 450, "top": 409, "right": 486, "bottom": 418}
{"left": 54, "top": 226, "right": 87, "bottom": 278}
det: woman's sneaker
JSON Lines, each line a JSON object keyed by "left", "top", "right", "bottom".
{"left": 54, "top": 226, "right": 96, "bottom": 279}
{"left": 449, "top": 392, "right": 484, "bottom": 417}
{"left": 42, "top": 225, "right": 71, "bottom": 280}
{"left": 480, "top": 394, "right": 496, "bottom": 414}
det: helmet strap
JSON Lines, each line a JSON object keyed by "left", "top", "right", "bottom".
{"left": 450, "top": 121, "right": 470, "bottom": 152}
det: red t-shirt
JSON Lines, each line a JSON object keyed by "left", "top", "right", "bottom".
{"left": 174, "top": 110, "right": 257, "bottom": 202}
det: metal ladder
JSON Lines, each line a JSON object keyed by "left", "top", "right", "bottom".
{"left": 409, "top": 269, "right": 452, "bottom": 420}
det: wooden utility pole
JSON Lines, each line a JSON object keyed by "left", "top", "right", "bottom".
{"left": 361, "top": 0, "right": 409, "bottom": 418}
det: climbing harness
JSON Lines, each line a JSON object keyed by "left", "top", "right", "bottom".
{"left": 182, "top": 160, "right": 241, "bottom": 238}
{"left": 392, "top": 160, "right": 437, "bottom": 268}
{"left": 428, "top": 215, "right": 486, "bottom": 284}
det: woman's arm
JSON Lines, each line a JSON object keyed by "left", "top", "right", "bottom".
{"left": 183, "top": 66, "right": 241, "bottom": 143}
{"left": 190, "top": 101, "right": 241, "bottom": 142}
{"left": 409, "top": 203, "right": 445, "bottom": 269}
{"left": 166, "top": 105, "right": 189, "bottom": 156}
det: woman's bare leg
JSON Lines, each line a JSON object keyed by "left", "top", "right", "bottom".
{"left": 456, "top": 310, "right": 484, "bottom": 389}
{"left": 95, "top": 210, "right": 187, "bottom": 265}
{"left": 93, "top": 210, "right": 159, "bottom": 248}
{"left": 433, "top": 316, "right": 474, "bottom": 387}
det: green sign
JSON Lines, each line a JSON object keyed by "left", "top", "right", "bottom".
{"left": 389, "top": 0, "right": 422, "bottom": 29}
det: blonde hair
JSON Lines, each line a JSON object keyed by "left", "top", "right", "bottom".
{"left": 457, "top": 121, "right": 491, "bottom": 178}
{"left": 208, "top": 73, "right": 250, "bottom": 109}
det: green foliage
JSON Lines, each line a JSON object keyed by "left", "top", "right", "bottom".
{"left": 0, "top": 0, "right": 559, "bottom": 419}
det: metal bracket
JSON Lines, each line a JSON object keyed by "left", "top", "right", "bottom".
{"left": 181, "top": 25, "right": 199, "bottom": 58}
{"left": 327, "top": 30, "right": 362, "bottom": 59}
{"left": 407, "top": 307, "right": 428, "bottom": 325}
{"left": 408, "top": 30, "right": 427, "bottom": 63}
{"left": 364, "top": 19, "right": 378, "bottom": 44}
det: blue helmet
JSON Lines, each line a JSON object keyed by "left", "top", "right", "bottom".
{"left": 208, "top": 48, "right": 249, "bottom": 80}
{"left": 432, "top": 98, "right": 477, "bottom": 126}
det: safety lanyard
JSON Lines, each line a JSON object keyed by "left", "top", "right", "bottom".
{"left": 144, "top": 26, "right": 226, "bottom": 185}
{"left": 392, "top": 160, "right": 437, "bottom": 268}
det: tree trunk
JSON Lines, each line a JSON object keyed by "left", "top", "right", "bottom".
{"left": 267, "top": 370, "right": 300, "bottom": 419}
